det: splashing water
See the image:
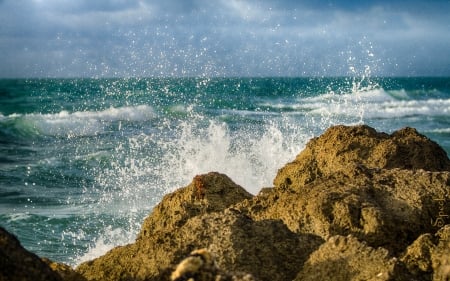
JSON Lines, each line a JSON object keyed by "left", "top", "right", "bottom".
{"left": 1, "top": 77, "right": 449, "bottom": 266}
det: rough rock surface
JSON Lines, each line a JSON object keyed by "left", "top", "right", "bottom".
{"left": 295, "top": 234, "right": 413, "bottom": 281}
{"left": 431, "top": 225, "right": 450, "bottom": 281}
{"left": 0, "top": 226, "right": 63, "bottom": 281}
{"left": 76, "top": 173, "right": 323, "bottom": 281}
{"left": 170, "top": 248, "right": 258, "bottom": 281}
{"left": 238, "top": 125, "right": 450, "bottom": 255}
{"left": 139, "top": 172, "right": 253, "bottom": 238}
{"left": 273, "top": 125, "right": 450, "bottom": 191}
{"left": 401, "top": 225, "right": 450, "bottom": 281}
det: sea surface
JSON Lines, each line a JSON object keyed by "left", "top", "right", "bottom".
{"left": 0, "top": 77, "right": 449, "bottom": 266}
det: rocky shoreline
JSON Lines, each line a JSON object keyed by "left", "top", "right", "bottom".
{"left": 1, "top": 125, "right": 449, "bottom": 281}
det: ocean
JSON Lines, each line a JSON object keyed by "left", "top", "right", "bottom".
{"left": 0, "top": 77, "right": 449, "bottom": 266}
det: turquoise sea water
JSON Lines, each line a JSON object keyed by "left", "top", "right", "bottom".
{"left": 0, "top": 77, "right": 449, "bottom": 265}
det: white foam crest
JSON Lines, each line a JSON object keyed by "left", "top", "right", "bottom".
{"left": 23, "top": 105, "right": 155, "bottom": 137}
{"left": 289, "top": 88, "right": 450, "bottom": 120}
{"left": 362, "top": 98, "right": 450, "bottom": 119}
{"left": 300, "top": 88, "right": 394, "bottom": 109}
{"left": 5, "top": 212, "right": 32, "bottom": 222}
{"left": 425, "top": 128, "right": 450, "bottom": 134}
{"left": 257, "top": 88, "right": 395, "bottom": 114}
{"left": 69, "top": 105, "right": 155, "bottom": 122}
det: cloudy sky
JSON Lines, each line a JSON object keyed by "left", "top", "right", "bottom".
{"left": 0, "top": 0, "right": 449, "bottom": 77}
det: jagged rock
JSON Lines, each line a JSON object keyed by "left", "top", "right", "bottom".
{"left": 273, "top": 125, "right": 450, "bottom": 190}
{"left": 295, "top": 235, "right": 413, "bottom": 281}
{"left": 77, "top": 207, "right": 323, "bottom": 281}
{"left": 0, "top": 226, "right": 63, "bottom": 281}
{"left": 237, "top": 125, "right": 450, "bottom": 254}
{"left": 139, "top": 172, "right": 253, "bottom": 238}
{"left": 239, "top": 169, "right": 449, "bottom": 254}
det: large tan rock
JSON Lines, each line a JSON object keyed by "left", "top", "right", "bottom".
{"left": 77, "top": 208, "right": 323, "bottom": 281}
{"left": 76, "top": 172, "right": 245, "bottom": 281}
{"left": 273, "top": 125, "right": 450, "bottom": 190}
{"left": 238, "top": 169, "right": 449, "bottom": 254}
{"left": 172, "top": 209, "right": 323, "bottom": 281}
{"left": 77, "top": 172, "right": 322, "bottom": 281}
{"left": 238, "top": 125, "right": 450, "bottom": 254}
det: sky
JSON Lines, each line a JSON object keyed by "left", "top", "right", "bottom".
{"left": 0, "top": 0, "right": 449, "bottom": 77}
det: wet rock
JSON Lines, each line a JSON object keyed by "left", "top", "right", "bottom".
{"left": 240, "top": 169, "right": 449, "bottom": 254}
{"left": 295, "top": 235, "right": 413, "bottom": 281}
{"left": 0, "top": 226, "right": 63, "bottom": 281}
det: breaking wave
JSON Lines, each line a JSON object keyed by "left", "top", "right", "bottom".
{"left": 0, "top": 105, "right": 156, "bottom": 138}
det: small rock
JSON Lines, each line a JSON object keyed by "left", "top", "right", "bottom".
{"left": 139, "top": 172, "right": 253, "bottom": 239}
{"left": 171, "top": 248, "right": 258, "bottom": 281}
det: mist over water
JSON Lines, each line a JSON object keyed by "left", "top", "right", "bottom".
{"left": 0, "top": 77, "right": 449, "bottom": 265}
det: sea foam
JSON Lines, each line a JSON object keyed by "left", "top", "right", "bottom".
{"left": 2, "top": 105, "right": 156, "bottom": 138}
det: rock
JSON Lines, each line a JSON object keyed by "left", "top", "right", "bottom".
{"left": 0, "top": 226, "right": 63, "bottom": 281}
{"left": 295, "top": 235, "right": 413, "bottom": 281}
{"left": 139, "top": 172, "right": 253, "bottom": 239}
{"left": 400, "top": 233, "right": 436, "bottom": 278}
{"left": 237, "top": 125, "right": 450, "bottom": 254}
{"left": 173, "top": 209, "right": 323, "bottom": 281}
{"left": 76, "top": 173, "right": 253, "bottom": 281}
{"left": 77, "top": 207, "right": 323, "bottom": 281}
{"left": 239, "top": 169, "right": 449, "bottom": 254}
{"left": 170, "top": 248, "right": 258, "bottom": 281}
{"left": 273, "top": 125, "right": 450, "bottom": 190}
{"left": 400, "top": 225, "right": 450, "bottom": 281}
